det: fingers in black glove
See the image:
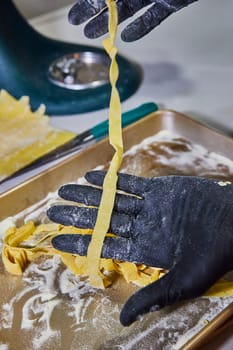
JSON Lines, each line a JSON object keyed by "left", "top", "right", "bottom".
{"left": 52, "top": 233, "right": 134, "bottom": 261}
{"left": 121, "top": 0, "right": 198, "bottom": 42}
{"left": 58, "top": 182, "right": 143, "bottom": 214}
{"left": 68, "top": 0, "right": 198, "bottom": 42}
{"left": 47, "top": 205, "right": 134, "bottom": 238}
{"left": 85, "top": 170, "right": 150, "bottom": 195}
{"left": 48, "top": 171, "right": 184, "bottom": 268}
{"left": 121, "top": 0, "right": 177, "bottom": 42}
{"left": 68, "top": 0, "right": 107, "bottom": 25}
{"left": 81, "top": 0, "right": 146, "bottom": 39}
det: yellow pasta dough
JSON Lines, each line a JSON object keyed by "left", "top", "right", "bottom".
{"left": 86, "top": 0, "right": 123, "bottom": 288}
{"left": 2, "top": 222, "right": 164, "bottom": 286}
{"left": 3, "top": 220, "right": 233, "bottom": 295}
{"left": 0, "top": 90, "right": 75, "bottom": 181}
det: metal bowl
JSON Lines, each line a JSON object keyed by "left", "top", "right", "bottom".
{"left": 48, "top": 52, "right": 110, "bottom": 90}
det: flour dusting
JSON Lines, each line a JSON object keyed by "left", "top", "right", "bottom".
{"left": 1, "top": 130, "right": 233, "bottom": 349}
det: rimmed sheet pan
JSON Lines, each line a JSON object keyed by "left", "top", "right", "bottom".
{"left": 1, "top": 110, "right": 233, "bottom": 349}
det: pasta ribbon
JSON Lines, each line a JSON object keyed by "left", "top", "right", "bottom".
{"left": 85, "top": 0, "right": 123, "bottom": 288}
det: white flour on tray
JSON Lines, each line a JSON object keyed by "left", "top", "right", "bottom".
{"left": 1, "top": 130, "right": 233, "bottom": 350}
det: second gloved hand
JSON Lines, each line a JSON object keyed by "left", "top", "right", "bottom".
{"left": 68, "top": 0, "right": 198, "bottom": 42}
{"left": 47, "top": 171, "right": 233, "bottom": 326}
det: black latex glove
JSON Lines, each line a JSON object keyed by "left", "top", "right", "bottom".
{"left": 68, "top": 0, "right": 198, "bottom": 42}
{"left": 47, "top": 171, "right": 233, "bottom": 326}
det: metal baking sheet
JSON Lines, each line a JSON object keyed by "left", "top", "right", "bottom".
{"left": 1, "top": 110, "right": 233, "bottom": 350}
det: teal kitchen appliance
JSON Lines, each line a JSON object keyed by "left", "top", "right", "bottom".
{"left": 0, "top": 0, "right": 142, "bottom": 115}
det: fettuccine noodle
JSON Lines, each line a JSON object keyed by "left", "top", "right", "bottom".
{"left": 86, "top": 0, "right": 123, "bottom": 288}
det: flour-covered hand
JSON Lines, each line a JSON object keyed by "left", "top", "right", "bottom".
{"left": 48, "top": 171, "right": 233, "bottom": 326}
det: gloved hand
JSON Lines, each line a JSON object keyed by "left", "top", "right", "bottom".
{"left": 47, "top": 171, "right": 233, "bottom": 326}
{"left": 68, "top": 0, "right": 198, "bottom": 42}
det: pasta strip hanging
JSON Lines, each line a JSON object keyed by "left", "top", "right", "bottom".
{"left": 86, "top": 0, "right": 123, "bottom": 288}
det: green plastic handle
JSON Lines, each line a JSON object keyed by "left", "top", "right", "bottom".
{"left": 91, "top": 102, "right": 158, "bottom": 140}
